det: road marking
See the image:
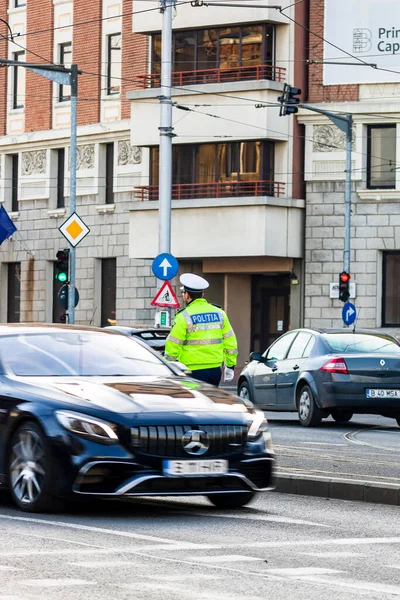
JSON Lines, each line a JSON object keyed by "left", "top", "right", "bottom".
{"left": 299, "top": 442, "right": 347, "bottom": 446}
{"left": 188, "top": 512, "right": 331, "bottom": 528}
{"left": 194, "top": 555, "right": 263, "bottom": 563}
{"left": 387, "top": 565, "right": 400, "bottom": 569}
{"left": 0, "top": 565, "right": 22, "bottom": 571}
{"left": 17, "top": 579, "right": 96, "bottom": 587}
{"left": 0, "top": 514, "right": 190, "bottom": 546}
{"left": 233, "top": 536, "right": 400, "bottom": 549}
{"left": 68, "top": 560, "right": 134, "bottom": 568}
{"left": 266, "top": 567, "right": 342, "bottom": 576}
{"left": 304, "top": 551, "right": 363, "bottom": 558}
{"left": 276, "top": 470, "right": 400, "bottom": 484}
{"left": 298, "top": 575, "right": 400, "bottom": 596}
{"left": 344, "top": 427, "right": 400, "bottom": 453}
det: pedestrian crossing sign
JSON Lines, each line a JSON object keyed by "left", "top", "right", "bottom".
{"left": 59, "top": 212, "right": 90, "bottom": 247}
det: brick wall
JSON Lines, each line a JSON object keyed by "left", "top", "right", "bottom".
{"left": 25, "top": 0, "right": 53, "bottom": 132}
{"left": 0, "top": 1, "right": 8, "bottom": 135}
{"left": 74, "top": 0, "right": 102, "bottom": 126}
{"left": 308, "top": 0, "right": 358, "bottom": 103}
{"left": 121, "top": 0, "right": 148, "bottom": 119}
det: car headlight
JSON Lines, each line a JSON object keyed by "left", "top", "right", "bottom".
{"left": 55, "top": 410, "right": 119, "bottom": 444}
{"left": 247, "top": 410, "right": 274, "bottom": 452}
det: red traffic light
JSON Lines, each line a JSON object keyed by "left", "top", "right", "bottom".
{"left": 340, "top": 272, "right": 351, "bottom": 283}
{"left": 56, "top": 250, "right": 68, "bottom": 262}
{"left": 60, "top": 313, "right": 67, "bottom": 323}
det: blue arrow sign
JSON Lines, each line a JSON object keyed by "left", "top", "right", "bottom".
{"left": 152, "top": 253, "right": 179, "bottom": 281}
{"left": 342, "top": 302, "right": 357, "bottom": 326}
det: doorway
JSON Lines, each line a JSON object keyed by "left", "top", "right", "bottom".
{"left": 251, "top": 275, "right": 290, "bottom": 353}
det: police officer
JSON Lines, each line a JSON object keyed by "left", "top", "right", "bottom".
{"left": 165, "top": 273, "right": 238, "bottom": 386}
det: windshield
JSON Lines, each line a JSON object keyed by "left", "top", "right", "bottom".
{"left": 323, "top": 333, "right": 400, "bottom": 354}
{"left": 0, "top": 331, "right": 173, "bottom": 377}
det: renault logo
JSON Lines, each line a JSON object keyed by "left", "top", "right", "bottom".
{"left": 182, "top": 430, "right": 209, "bottom": 456}
{"left": 380, "top": 360, "right": 386, "bottom": 367}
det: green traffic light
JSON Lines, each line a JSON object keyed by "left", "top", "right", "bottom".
{"left": 57, "top": 272, "right": 68, "bottom": 283}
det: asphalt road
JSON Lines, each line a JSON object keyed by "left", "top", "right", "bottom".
{"left": 266, "top": 413, "right": 400, "bottom": 485}
{"left": 0, "top": 492, "right": 400, "bottom": 599}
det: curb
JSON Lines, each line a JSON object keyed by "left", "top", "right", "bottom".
{"left": 273, "top": 473, "right": 400, "bottom": 506}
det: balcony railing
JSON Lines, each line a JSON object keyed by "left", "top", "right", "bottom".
{"left": 136, "top": 64, "right": 286, "bottom": 89}
{"left": 134, "top": 180, "right": 285, "bottom": 201}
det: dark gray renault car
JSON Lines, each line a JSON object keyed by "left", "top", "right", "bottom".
{"left": 238, "top": 328, "right": 400, "bottom": 427}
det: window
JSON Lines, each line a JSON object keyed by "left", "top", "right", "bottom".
{"left": 383, "top": 252, "right": 400, "bottom": 326}
{"left": 57, "top": 149, "right": 65, "bottom": 209}
{"left": 59, "top": 43, "right": 72, "bottom": 101}
{"left": 152, "top": 24, "right": 275, "bottom": 83}
{"left": 287, "top": 332, "right": 313, "bottom": 359}
{"left": 7, "top": 262, "right": 21, "bottom": 323}
{"left": 264, "top": 331, "right": 297, "bottom": 361}
{"left": 323, "top": 332, "right": 400, "bottom": 354}
{"left": 151, "top": 141, "right": 274, "bottom": 188}
{"left": 12, "top": 51, "right": 25, "bottom": 109}
{"left": 105, "top": 143, "right": 114, "bottom": 204}
{"left": 367, "top": 125, "right": 396, "bottom": 189}
{"left": 11, "top": 154, "right": 19, "bottom": 212}
{"left": 14, "top": 0, "right": 26, "bottom": 7}
{"left": 107, "top": 33, "right": 121, "bottom": 95}
{"left": 101, "top": 258, "right": 116, "bottom": 327}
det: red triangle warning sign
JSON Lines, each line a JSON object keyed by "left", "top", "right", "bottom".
{"left": 151, "top": 281, "right": 180, "bottom": 308}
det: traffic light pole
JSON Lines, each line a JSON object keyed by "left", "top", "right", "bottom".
{"left": 68, "top": 64, "right": 78, "bottom": 324}
{"left": 300, "top": 105, "right": 353, "bottom": 275}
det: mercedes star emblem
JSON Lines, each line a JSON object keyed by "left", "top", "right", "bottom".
{"left": 182, "top": 430, "right": 209, "bottom": 456}
{"left": 380, "top": 359, "right": 386, "bottom": 367}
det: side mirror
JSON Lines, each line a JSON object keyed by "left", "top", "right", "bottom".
{"left": 170, "top": 361, "right": 192, "bottom": 375}
{"left": 250, "top": 352, "right": 263, "bottom": 362}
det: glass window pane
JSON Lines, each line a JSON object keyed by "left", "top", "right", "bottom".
{"left": 195, "top": 144, "right": 216, "bottom": 182}
{"left": 108, "top": 34, "right": 121, "bottom": 94}
{"left": 287, "top": 332, "right": 312, "bottom": 359}
{"left": 218, "top": 27, "right": 241, "bottom": 69}
{"left": 240, "top": 142, "right": 261, "bottom": 180}
{"left": 13, "top": 51, "right": 25, "bottom": 109}
{"left": 384, "top": 253, "right": 400, "bottom": 325}
{"left": 241, "top": 25, "right": 262, "bottom": 67}
{"left": 197, "top": 29, "right": 218, "bottom": 71}
{"left": 59, "top": 43, "right": 72, "bottom": 101}
{"left": 152, "top": 34, "right": 162, "bottom": 75}
{"left": 7, "top": 262, "right": 21, "bottom": 323}
{"left": 303, "top": 336, "right": 316, "bottom": 358}
{"left": 218, "top": 142, "right": 240, "bottom": 182}
{"left": 323, "top": 333, "right": 400, "bottom": 354}
{"left": 150, "top": 147, "right": 159, "bottom": 186}
{"left": 265, "top": 331, "right": 297, "bottom": 360}
{"left": 368, "top": 126, "right": 396, "bottom": 189}
{"left": 174, "top": 31, "right": 196, "bottom": 72}
{"left": 264, "top": 24, "right": 275, "bottom": 65}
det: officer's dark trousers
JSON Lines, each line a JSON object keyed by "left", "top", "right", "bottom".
{"left": 191, "top": 367, "right": 222, "bottom": 387}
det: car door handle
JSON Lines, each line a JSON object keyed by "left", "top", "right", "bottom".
{"left": 271, "top": 366, "right": 278, "bottom": 372}
{"left": 293, "top": 365, "right": 300, "bottom": 371}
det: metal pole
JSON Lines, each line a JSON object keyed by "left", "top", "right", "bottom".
{"left": 344, "top": 114, "right": 353, "bottom": 274}
{"left": 68, "top": 63, "right": 78, "bottom": 324}
{"left": 158, "top": 0, "right": 173, "bottom": 255}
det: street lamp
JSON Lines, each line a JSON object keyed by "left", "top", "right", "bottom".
{"left": 0, "top": 59, "right": 81, "bottom": 323}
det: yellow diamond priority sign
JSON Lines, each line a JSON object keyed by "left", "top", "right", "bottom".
{"left": 59, "top": 212, "right": 90, "bottom": 247}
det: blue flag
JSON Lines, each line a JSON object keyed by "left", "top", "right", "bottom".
{"left": 0, "top": 205, "right": 17, "bottom": 246}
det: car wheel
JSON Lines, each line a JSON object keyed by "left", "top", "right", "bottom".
{"left": 331, "top": 410, "right": 353, "bottom": 423}
{"left": 8, "top": 421, "right": 62, "bottom": 513}
{"left": 297, "top": 385, "right": 322, "bottom": 427}
{"left": 207, "top": 492, "right": 255, "bottom": 509}
{"left": 238, "top": 381, "right": 252, "bottom": 402}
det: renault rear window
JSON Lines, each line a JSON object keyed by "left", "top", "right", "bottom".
{"left": 323, "top": 333, "right": 400, "bottom": 354}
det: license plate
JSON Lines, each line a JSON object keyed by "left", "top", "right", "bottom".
{"left": 163, "top": 459, "right": 228, "bottom": 477}
{"left": 366, "top": 389, "right": 400, "bottom": 399}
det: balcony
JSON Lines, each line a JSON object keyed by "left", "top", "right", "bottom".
{"left": 134, "top": 180, "right": 285, "bottom": 202}
{"left": 136, "top": 64, "right": 286, "bottom": 89}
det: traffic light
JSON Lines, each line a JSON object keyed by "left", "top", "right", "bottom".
{"left": 278, "top": 83, "right": 302, "bottom": 117}
{"left": 60, "top": 313, "right": 67, "bottom": 324}
{"left": 339, "top": 272, "right": 351, "bottom": 303}
{"left": 55, "top": 249, "right": 70, "bottom": 283}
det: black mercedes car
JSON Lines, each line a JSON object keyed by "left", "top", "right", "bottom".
{"left": 238, "top": 328, "right": 400, "bottom": 427}
{"left": 0, "top": 324, "right": 274, "bottom": 512}
{"left": 104, "top": 326, "right": 170, "bottom": 353}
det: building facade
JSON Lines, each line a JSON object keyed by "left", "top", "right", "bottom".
{"left": 128, "top": 0, "right": 308, "bottom": 367}
{"left": 300, "top": 0, "right": 400, "bottom": 337}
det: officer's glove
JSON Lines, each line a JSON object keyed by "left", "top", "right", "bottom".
{"left": 223, "top": 366, "right": 235, "bottom": 382}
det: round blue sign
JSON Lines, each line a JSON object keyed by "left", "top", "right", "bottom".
{"left": 342, "top": 302, "right": 357, "bottom": 326}
{"left": 152, "top": 253, "right": 179, "bottom": 281}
